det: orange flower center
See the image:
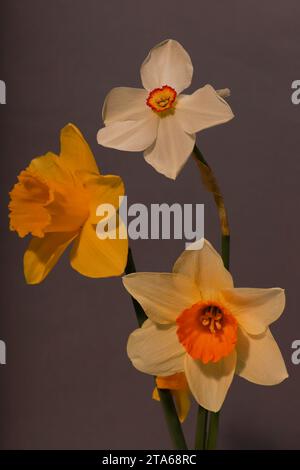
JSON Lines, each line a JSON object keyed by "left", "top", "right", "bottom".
{"left": 9, "top": 169, "right": 90, "bottom": 238}
{"left": 176, "top": 301, "right": 238, "bottom": 364}
{"left": 146, "top": 85, "right": 177, "bottom": 113}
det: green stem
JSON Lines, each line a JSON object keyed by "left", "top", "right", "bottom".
{"left": 206, "top": 412, "right": 220, "bottom": 450}
{"left": 157, "top": 389, "right": 188, "bottom": 450}
{"left": 124, "top": 248, "right": 148, "bottom": 327}
{"left": 194, "top": 405, "right": 208, "bottom": 450}
{"left": 193, "top": 144, "right": 231, "bottom": 450}
{"left": 125, "top": 247, "right": 188, "bottom": 450}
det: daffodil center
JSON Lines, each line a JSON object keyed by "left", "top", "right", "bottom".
{"left": 146, "top": 85, "right": 177, "bottom": 114}
{"left": 176, "top": 300, "right": 238, "bottom": 364}
{"left": 201, "top": 305, "right": 223, "bottom": 334}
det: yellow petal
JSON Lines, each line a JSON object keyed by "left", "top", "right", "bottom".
{"left": 28, "top": 152, "right": 72, "bottom": 184}
{"left": 173, "top": 389, "right": 191, "bottom": 423}
{"left": 122, "top": 272, "right": 200, "bottom": 324}
{"left": 24, "top": 232, "right": 77, "bottom": 284}
{"left": 236, "top": 327, "right": 288, "bottom": 385}
{"left": 69, "top": 218, "right": 128, "bottom": 278}
{"left": 60, "top": 123, "right": 100, "bottom": 175}
{"left": 82, "top": 174, "right": 125, "bottom": 224}
{"left": 154, "top": 373, "right": 191, "bottom": 423}
{"left": 156, "top": 372, "right": 188, "bottom": 391}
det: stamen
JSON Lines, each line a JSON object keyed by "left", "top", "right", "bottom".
{"left": 201, "top": 305, "right": 224, "bottom": 334}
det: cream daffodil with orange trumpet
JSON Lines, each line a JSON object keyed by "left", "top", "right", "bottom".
{"left": 97, "top": 39, "right": 234, "bottom": 180}
{"left": 123, "top": 239, "right": 288, "bottom": 412}
{"left": 9, "top": 124, "right": 128, "bottom": 284}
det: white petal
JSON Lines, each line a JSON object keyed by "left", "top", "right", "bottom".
{"left": 97, "top": 116, "right": 158, "bottom": 152}
{"left": 184, "top": 351, "right": 236, "bottom": 412}
{"left": 221, "top": 288, "right": 285, "bottom": 335}
{"left": 123, "top": 272, "right": 200, "bottom": 324}
{"left": 144, "top": 114, "right": 195, "bottom": 179}
{"left": 127, "top": 319, "right": 185, "bottom": 376}
{"left": 173, "top": 239, "right": 233, "bottom": 295}
{"left": 102, "top": 87, "right": 149, "bottom": 124}
{"left": 236, "top": 328, "right": 288, "bottom": 385}
{"left": 176, "top": 85, "right": 234, "bottom": 134}
{"left": 140, "top": 39, "right": 193, "bottom": 93}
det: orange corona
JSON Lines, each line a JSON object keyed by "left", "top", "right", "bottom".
{"left": 146, "top": 85, "right": 177, "bottom": 113}
{"left": 176, "top": 301, "right": 238, "bottom": 364}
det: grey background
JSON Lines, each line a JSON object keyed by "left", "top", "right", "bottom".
{"left": 0, "top": 0, "right": 299, "bottom": 449}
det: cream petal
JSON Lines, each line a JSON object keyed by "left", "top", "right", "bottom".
{"left": 127, "top": 319, "right": 185, "bottom": 376}
{"left": 97, "top": 115, "right": 158, "bottom": 152}
{"left": 221, "top": 288, "right": 285, "bottom": 335}
{"left": 184, "top": 351, "right": 236, "bottom": 412}
{"left": 236, "top": 327, "right": 288, "bottom": 385}
{"left": 144, "top": 114, "right": 195, "bottom": 179}
{"left": 173, "top": 238, "right": 233, "bottom": 295}
{"left": 176, "top": 85, "right": 234, "bottom": 134}
{"left": 102, "top": 87, "right": 150, "bottom": 124}
{"left": 122, "top": 272, "right": 201, "bottom": 324}
{"left": 140, "top": 39, "right": 193, "bottom": 93}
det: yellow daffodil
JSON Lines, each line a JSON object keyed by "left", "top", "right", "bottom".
{"left": 97, "top": 39, "right": 234, "bottom": 180}
{"left": 9, "top": 123, "right": 128, "bottom": 284}
{"left": 123, "top": 239, "right": 288, "bottom": 412}
{"left": 152, "top": 373, "right": 191, "bottom": 423}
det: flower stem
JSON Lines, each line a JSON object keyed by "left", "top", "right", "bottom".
{"left": 194, "top": 405, "right": 208, "bottom": 450}
{"left": 124, "top": 248, "right": 148, "bottom": 327}
{"left": 157, "top": 389, "right": 188, "bottom": 450}
{"left": 192, "top": 144, "right": 231, "bottom": 450}
{"left": 125, "top": 247, "right": 188, "bottom": 450}
{"left": 206, "top": 412, "right": 220, "bottom": 450}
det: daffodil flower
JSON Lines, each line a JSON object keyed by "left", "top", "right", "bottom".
{"left": 123, "top": 239, "right": 288, "bottom": 412}
{"left": 152, "top": 373, "right": 190, "bottom": 423}
{"left": 97, "top": 39, "right": 234, "bottom": 180}
{"left": 9, "top": 124, "right": 128, "bottom": 284}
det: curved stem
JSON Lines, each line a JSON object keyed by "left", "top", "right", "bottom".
{"left": 192, "top": 144, "right": 231, "bottom": 450}
{"left": 125, "top": 247, "right": 188, "bottom": 450}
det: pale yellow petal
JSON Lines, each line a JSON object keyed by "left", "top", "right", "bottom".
{"left": 127, "top": 319, "right": 185, "bottom": 376}
{"left": 24, "top": 232, "right": 77, "bottom": 284}
{"left": 122, "top": 272, "right": 201, "bottom": 324}
{"left": 173, "top": 238, "right": 233, "bottom": 295}
{"left": 221, "top": 288, "right": 285, "bottom": 335}
{"left": 184, "top": 350, "right": 236, "bottom": 412}
{"left": 236, "top": 328, "right": 288, "bottom": 385}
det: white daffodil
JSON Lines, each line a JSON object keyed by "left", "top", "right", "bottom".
{"left": 97, "top": 39, "right": 234, "bottom": 180}
{"left": 123, "top": 239, "right": 288, "bottom": 412}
